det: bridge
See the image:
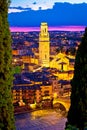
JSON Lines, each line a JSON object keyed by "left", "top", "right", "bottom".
{"left": 53, "top": 97, "right": 70, "bottom": 112}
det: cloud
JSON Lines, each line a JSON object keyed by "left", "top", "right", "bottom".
{"left": 10, "top": 0, "right": 87, "bottom": 12}
{"left": 10, "top": 0, "right": 54, "bottom": 11}
{"left": 8, "top": 7, "right": 31, "bottom": 13}
{"left": 8, "top": 9, "right": 23, "bottom": 13}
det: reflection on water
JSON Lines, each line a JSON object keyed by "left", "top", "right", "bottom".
{"left": 31, "top": 109, "right": 62, "bottom": 120}
{"left": 15, "top": 109, "right": 67, "bottom": 130}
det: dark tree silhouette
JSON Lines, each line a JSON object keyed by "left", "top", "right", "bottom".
{"left": 65, "top": 28, "right": 87, "bottom": 129}
{"left": 0, "top": 0, "right": 15, "bottom": 130}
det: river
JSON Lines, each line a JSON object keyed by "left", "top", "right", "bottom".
{"left": 15, "top": 109, "right": 67, "bottom": 130}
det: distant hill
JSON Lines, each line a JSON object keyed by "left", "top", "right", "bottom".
{"left": 8, "top": 2, "right": 87, "bottom": 27}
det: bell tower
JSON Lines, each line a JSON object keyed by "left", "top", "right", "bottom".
{"left": 39, "top": 22, "right": 50, "bottom": 67}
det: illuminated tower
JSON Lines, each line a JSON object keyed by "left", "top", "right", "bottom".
{"left": 39, "top": 22, "right": 50, "bottom": 67}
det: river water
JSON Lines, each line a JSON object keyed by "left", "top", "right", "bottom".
{"left": 15, "top": 109, "right": 67, "bottom": 130}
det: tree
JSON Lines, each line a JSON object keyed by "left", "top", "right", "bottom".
{"left": 65, "top": 28, "right": 87, "bottom": 129}
{"left": 0, "top": 0, "right": 15, "bottom": 130}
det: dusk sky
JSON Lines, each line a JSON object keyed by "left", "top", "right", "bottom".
{"left": 10, "top": 0, "right": 87, "bottom": 11}
{"left": 9, "top": 0, "right": 87, "bottom": 31}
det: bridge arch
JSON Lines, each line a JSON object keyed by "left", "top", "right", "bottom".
{"left": 53, "top": 99, "right": 70, "bottom": 112}
{"left": 53, "top": 102, "right": 66, "bottom": 111}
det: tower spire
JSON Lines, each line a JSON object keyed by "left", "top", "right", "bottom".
{"left": 39, "top": 22, "right": 50, "bottom": 67}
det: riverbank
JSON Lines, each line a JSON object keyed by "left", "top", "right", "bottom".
{"left": 14, "top": 105, "right": 67, "bottom": 116}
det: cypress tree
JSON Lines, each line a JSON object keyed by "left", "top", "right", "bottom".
{"left": 65, "top": 28, "right": 87, "bottom": 129}
{"left": 0, "top": 0, "right": 15, "bottom": 130}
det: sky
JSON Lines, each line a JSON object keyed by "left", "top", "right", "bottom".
{"left": 10, "top": 0, "right": 87, "bottom": 11}
{"left": 9, "top": 0, "right": 87, "bottom": 31}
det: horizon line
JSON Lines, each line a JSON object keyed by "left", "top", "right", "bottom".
{"left": 10, "top": 26, "right": 86, "bottom": 32}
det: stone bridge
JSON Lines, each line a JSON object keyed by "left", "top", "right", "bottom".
{"left": 53, "top": 97, "right": 70, "bottom": 112}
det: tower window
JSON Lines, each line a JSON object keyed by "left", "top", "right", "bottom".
{"left": 45, "top": 28, "right": 46, "bottom": 33}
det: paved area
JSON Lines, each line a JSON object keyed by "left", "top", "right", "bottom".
{"left": 15, "top": 109, "right": 67, "bottom": 130}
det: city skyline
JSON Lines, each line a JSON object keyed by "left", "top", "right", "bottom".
{"left": 10, "top": 26, "right": 85, "bottom": 32}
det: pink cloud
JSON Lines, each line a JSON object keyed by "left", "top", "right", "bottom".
{"left": 10, "top": 26, "right": 86, "bottom": 32}
{"left": 10, "top": 27, "right": 40, "bottom": 32}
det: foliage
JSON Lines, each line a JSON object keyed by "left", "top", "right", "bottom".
{"left": 65, "top": 27, "right": 87, "bottom": 129}
{"left": 65, "top": 124, "right": 79, "bottom": 130}
{"left": 13, "top": 66, "right": 21, "bottom": 74}
{"left": 0, "top": 0, "right": 15, "bottom": 130}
